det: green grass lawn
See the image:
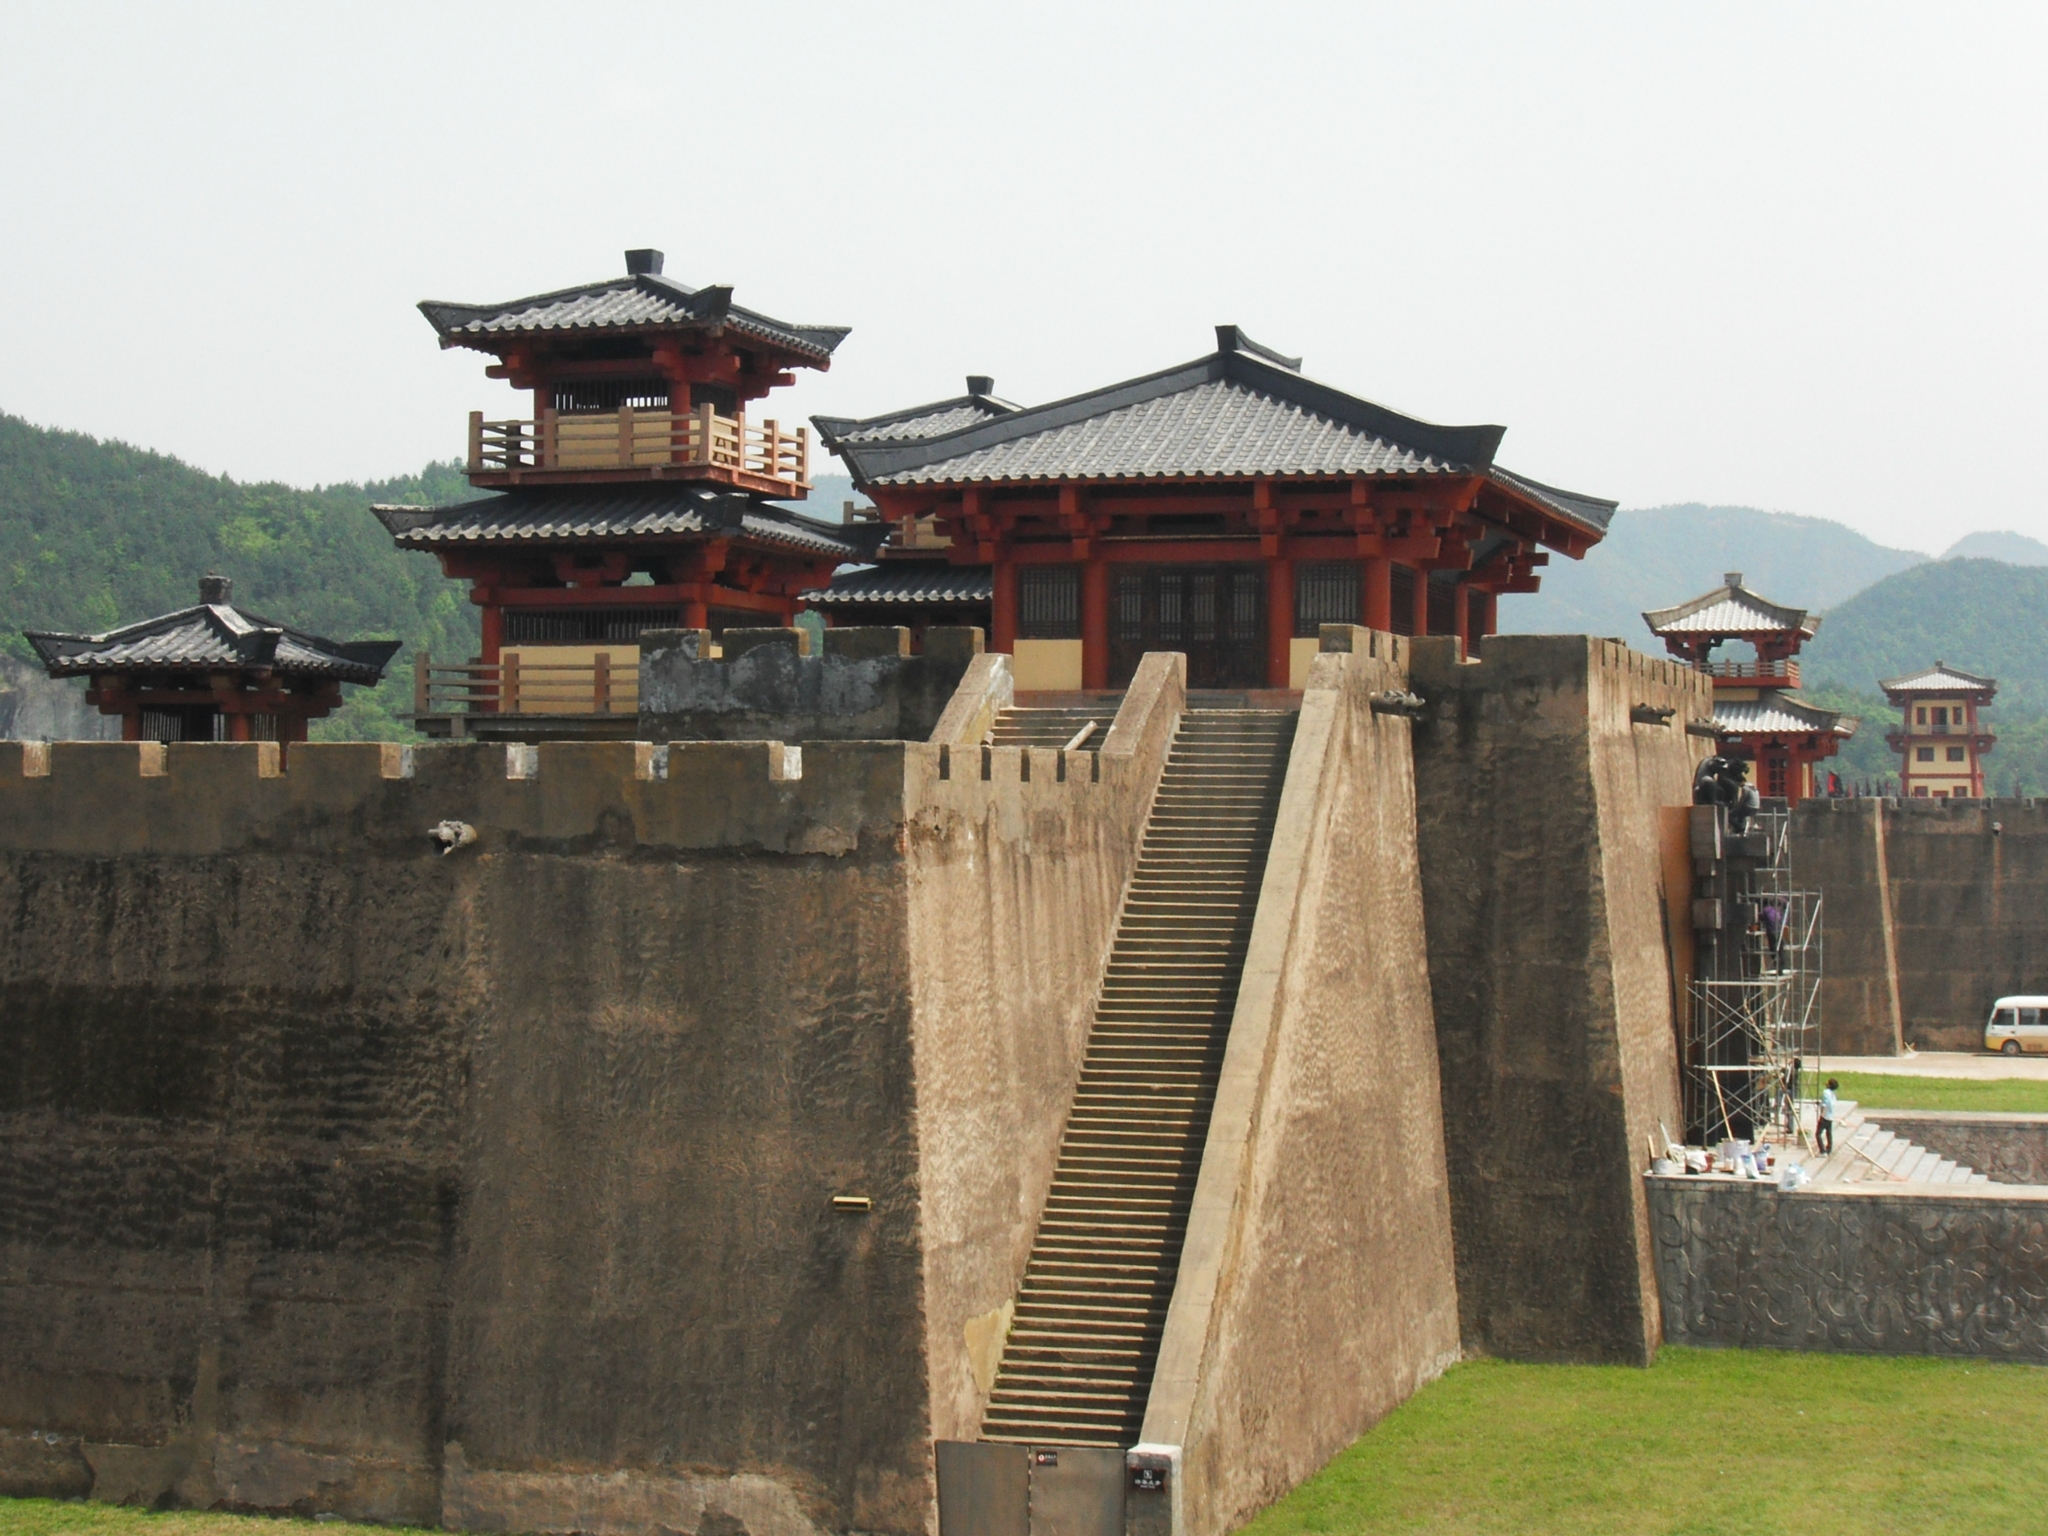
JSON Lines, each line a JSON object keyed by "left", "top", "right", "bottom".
{"left": 1242, "top": 1346, "right": 2048, "bottom": 1536}
{"left": 0, "top": 1509, "right": 413, "bottom": 1536}
{"left": 3, "top": 1349, "right": 2041, "bottom": 1536}
{"left": 1833, "top": 1070, "right": 2048, "bottom": 1113}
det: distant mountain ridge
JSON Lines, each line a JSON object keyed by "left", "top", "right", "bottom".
{"left": 1941, "top": 530, "right": 2048, "bottom": 566}
{"left": 1499, "top": 503, "right": 1926, "bottom": 642}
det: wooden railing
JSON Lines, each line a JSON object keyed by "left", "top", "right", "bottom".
{"left": 467, "top": 404, "right": 809, "bottom": 487}
{"left": 414, "top": 653, "right": 638, "bottom": 716}
{"left": 1706, "top": 659, "right": 1801, "bottom": 686}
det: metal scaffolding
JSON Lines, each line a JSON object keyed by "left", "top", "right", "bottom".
{"left": 1684, "top": 800, "right": 1823, "bottom": 1146}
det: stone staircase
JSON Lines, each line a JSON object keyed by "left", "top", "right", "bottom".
{"left": 1806, "top": 1103, "right": 1990, "bottom": 1186}
{"left": 979, "top": 710, "right": 1298, "bottom": 1448}
{"left": 987, "top": 703, "right": 1121, "bottom": 752}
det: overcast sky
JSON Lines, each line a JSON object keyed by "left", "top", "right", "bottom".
{"left": 2, "top": 2, "right": 2042, "bottom": 554}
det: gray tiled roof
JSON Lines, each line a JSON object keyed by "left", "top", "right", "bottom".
{"left": 1713, "top": 693, "right": 1856, "bottom": 737}
{"left": 420, "top": 274, "right": 849, "bottom": 363}
{"left": 803, "top": 563, "right": 994, "bottom": 606}
{"left": 816, "top": 385, "right": 1024, "bottom": 445}
{"left": 1880, "top": 663, "right": 1997, "bottom": 696}
{"left": 374, "top": 486, "right": 875, "bottom": 559}
{"left": 1644, "top": 579, "right": 1816, "bottom": 638}
{"left": 26, "top": 604, "right": 399, "bottom": 683}
{"left": 817, "top": 335, "right": 1615, "bottom": 538}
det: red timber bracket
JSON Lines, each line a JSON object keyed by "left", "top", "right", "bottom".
{"left": 1252, "top": 477, "right": 1299, "bottom": 559}
{"left": 549, "top": 550, "right": 634, "bottom": 588}
{"left": 1058, "top": 484, "right": 1111, "bottom": 560}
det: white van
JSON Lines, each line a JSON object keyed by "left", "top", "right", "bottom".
{"left": 1983, "top": 997, "right": 2048, "bottom": 1054}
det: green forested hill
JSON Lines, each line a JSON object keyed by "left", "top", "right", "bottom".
{"left": 1802, "top": 559, "right": 2048, "bottom": 712}
{"left": 0, "top": 413, "right": 478, "bottom": 738}
{"left": 1799, "top": 560, "right": 2048, "bottom": 795}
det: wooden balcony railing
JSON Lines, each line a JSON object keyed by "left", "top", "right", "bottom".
{"left": 414, "top": 654, "right": 638, "bottom": 716}
{"left": 466, "top": 404, "right": 809, "bottom": 488}
{"left": 1706, "top": 659, "right": 1801, "bottom": 687}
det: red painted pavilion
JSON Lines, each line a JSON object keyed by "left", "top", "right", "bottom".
{"left": 810, "top": 330, "right": 1615, "bottom": 692}
{"left": 1643, "top": 572, "right": 1855, "bottom": 804}
{"left": 24, "top": 576, "right": 398, "bottom": 750}
{"left": 377, "top": 249, "right": 876, "bottom": 736}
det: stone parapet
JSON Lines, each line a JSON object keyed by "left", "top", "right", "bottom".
{"left": 638, "top": 624, "right": 982, "bottom": 742}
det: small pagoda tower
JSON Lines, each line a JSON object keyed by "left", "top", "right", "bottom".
{"left": 24, "top": 576, "right": 398, "bottom": 751}
{"left": 1644, "top": 572, "right": 1855, "bottom": 805}
{"left": 1882, "top": 663, "right": 1996, "bottom": 798}
{"left": 378, "top": 249, "right": 878, "bottom": 738}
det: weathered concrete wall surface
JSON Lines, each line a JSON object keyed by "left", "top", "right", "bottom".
{"left": 0, "top": 718, "right": 1184, "bottom": 1536}
{"left": 1410, "top": 636, "right": 1704, "bottom": 1364}
{"left": 907, "top": 656, "right": 1183, "bottom": 1441}
{"left": 1650, "top": 1176, "right": 2048, "bottom": 1360}
{"left": 1788, "top": 798, "right": 2048, "bottom": 1052}
{"left": 1786, "top": 800, "right": 1903, "bottom": 1056}
{"left": 1879, "top": 799, "right": 2048, "bottom": 1051}
{"left": 1140, "top": 629, "right": 1458, "bottom": 1536}
{"left": 639, "top": 627, "right": 979, "bottom": 743}
{"left": 1862, "top": 1111, "right": 2048, "bottom": 1186}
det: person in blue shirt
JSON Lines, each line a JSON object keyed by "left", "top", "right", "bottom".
{"left": 1818, "top": 1078, "right": 1839, "bottom": 1154}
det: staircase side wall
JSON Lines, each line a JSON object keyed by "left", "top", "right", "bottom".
{"left": 1856, "top": 1111, "right": 2048, "bottom": 1184}
{"left": 1650, "top": 1177, "right": 2048, "bottom": 1359}
{"left": 1410, "top": 636, "right": 1704, "bottom": 1364}
{"left": 0, "top": 740, "right": 939, "bottom": 1536}
{"left": 1783, "top": 799, "right": 1904, "bottom": 1056}
{"left": 905, "top": 655, "right": 1185, "bottom": 1444}
{"left": 1140, "top": 634, "right": 1457, "bottom": 1536}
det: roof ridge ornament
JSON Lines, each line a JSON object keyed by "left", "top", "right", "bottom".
{"left": 1214, "top": 325, "right": 1302, "bottom": 372}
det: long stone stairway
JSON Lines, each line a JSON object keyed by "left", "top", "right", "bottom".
{"left": 987, "top": 703, "right": 1121, "bottom": 752}
{"left": 980, "top": 709, "right": 1298, "bottom": 1448}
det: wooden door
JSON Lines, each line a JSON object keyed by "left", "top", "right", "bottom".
{"left": 1109, "top": 565, "right": 1265, "bottom": 688}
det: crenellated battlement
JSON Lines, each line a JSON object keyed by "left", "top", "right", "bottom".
{"left": 0, "top": 694, "right": 1171, "bottom": 862}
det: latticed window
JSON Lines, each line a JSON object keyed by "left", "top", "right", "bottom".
{"left": 503, "top": 608, "right": 682, "bottom": 644}
{"left": 1018, "top": 568, "right": 1081, "bottom": 639}
{"left": 550, "top": 378, "right": 672, "bottom": 415}
{"left": 1388, "top": 566, "right": 1417, "bottom": 637}
{"left": 1293, "top": 562, "right": 1360, "bottom": 637}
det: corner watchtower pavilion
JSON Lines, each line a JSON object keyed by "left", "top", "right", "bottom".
{"left": 1644, "top": 571, "right": 1854, "bottom": 804}
{"left": 1882, "top": 663, "right": 1996, "bottom": 798}
{"left": 376, "top": 250, "right": 876, "bottom": 737}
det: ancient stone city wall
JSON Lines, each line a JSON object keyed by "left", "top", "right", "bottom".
{"left": 1789, "top": 796, "right": 2048, "bottom": 1053}
{"left": 0, "top": 707, "right": 1175, "bottom": 1536}
{"left": 0, "top": 629, "right": 1716, "bottom": 1536}
{"left": 1409, "top": 635, "right": 1707, "bottom": 1364}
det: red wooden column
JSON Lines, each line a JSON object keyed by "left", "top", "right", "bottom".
{"left": 1363, "top": 558, "right": 1392, "bottom": 632}
{"left": 479, "top": 603, "right": 504, "bottom": 666}
{"left": 1081, "top": 558, "right": 1111, "bottom": 690}
{"left": 1457, "top": 583, "right": 1477, "bottom": 656}
{"left": 991, "top": 559, "right": 1019, "bottom": 654}
{"left": 1409, "top": 567, "right": 1430, "bottom": 637}
{"left": 1266, "top": 557, "right": 1294, "bottom": 689}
